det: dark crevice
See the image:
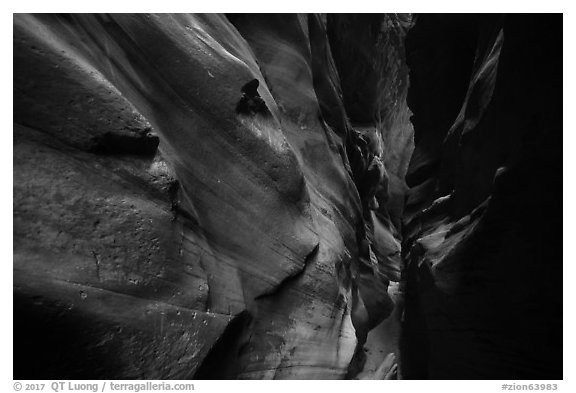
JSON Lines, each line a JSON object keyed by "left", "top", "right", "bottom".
{"left": 92, "top": 128, "right": 159, "bottom": 156}
{"left": 235, "top": 79, "right": 271, "bottom": 117}
{"left": 193, "top": 311, "right": 253, "bottom": 379}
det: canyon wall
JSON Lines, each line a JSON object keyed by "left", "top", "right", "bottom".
{"left": 13, "top": 14, "right": 411, "bottom": 379}
{"left": 401, "top": 14, "right": 562, "bottom": 379}
{"left": 13, "top": 13, "right": 562, "bottom": 380}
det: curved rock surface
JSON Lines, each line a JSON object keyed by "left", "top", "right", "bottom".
{"left": 13, "top": 13, "right": 410, "bottom": 379}
{"left": 13, "top": 13, "right": 561, "bottom": 380}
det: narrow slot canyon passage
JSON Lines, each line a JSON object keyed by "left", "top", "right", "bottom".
{"left": 13, "top": 13, "right": 562, "bottom": 380}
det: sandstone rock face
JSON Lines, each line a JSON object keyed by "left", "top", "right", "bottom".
{"left": 13, "top": 14, "right": 410, "bottom": 379}
{"left": 401, "top": 14, "right": 562, "bottom": 379}
{"left": 13, "top": 13, "right": 562, "bottom": 380}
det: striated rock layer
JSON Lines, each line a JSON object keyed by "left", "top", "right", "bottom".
{"left": 401, "top": 14, "right": 562, "bottom": 379}
{"left": 13, "top": 14, "right": 411, "bottom": 379}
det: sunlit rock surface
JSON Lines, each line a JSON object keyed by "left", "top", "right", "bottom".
{"left": 13, "top": 13, "right": 410, "bottom": 379}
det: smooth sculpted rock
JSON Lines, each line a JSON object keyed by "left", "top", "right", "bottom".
{"left": 13, "top": 13, "right": 410, "bottom": 379}
{"left": 15, "top": 12, "right": 561, "bottom": 381}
